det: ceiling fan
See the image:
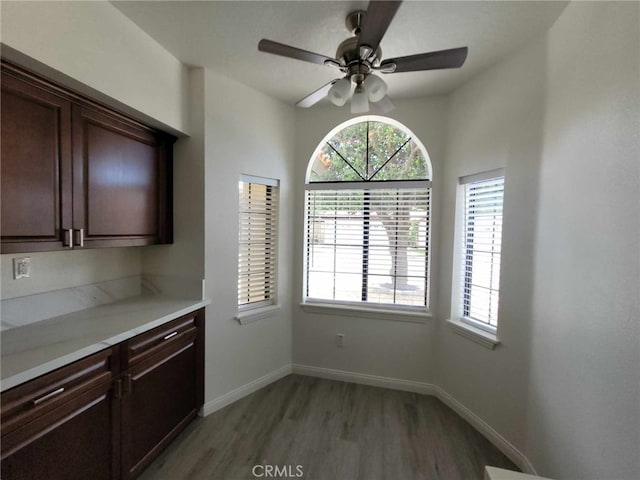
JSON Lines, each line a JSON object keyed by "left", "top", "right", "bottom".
{"left": 258, "top": 0, "right": 468, "bottom": 114}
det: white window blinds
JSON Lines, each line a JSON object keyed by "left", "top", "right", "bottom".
{"left": 305, "top": 183, "right": 430, "bottom": 308}
{"left": 238, "top": 177, "right": 279, "bottom": 309}
{"left": 460, "top": 175, "right": 504, "bottom": 328}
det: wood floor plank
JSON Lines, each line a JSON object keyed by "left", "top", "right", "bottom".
{"left": 139, "top": 375, "right": 519, "bottom": 480}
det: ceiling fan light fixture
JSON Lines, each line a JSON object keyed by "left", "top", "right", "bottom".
{"left": 350, "top": 85, "right": 369, "bottom": 114}
{"left": 328, "top": 78, "right": 351, "bottom": 106}
{"left": 364, "top": 74, "right": 387, "bottom": 102}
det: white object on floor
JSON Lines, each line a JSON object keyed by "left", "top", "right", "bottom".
{"left": 485, "top": 466, "right": 552, "bottom": 480}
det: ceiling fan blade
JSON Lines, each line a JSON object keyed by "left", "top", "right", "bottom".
{"left": 259, "top": 39, "right": 337, "bottom": 66}
{"left": 358, "top": 1, "right": 402, "bottom": 53}
{"left": 296, "top": 80, "right": 338, "bottom": 108}
{"left": 380, "top": 47, "right": 468, "bottom": 73}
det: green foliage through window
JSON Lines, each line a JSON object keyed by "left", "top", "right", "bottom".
{"left": 309, "top": 121, "right": 430, "bottom": 182}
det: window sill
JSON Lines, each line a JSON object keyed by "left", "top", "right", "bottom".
{"left": 446, "top": 318, "right": 500, "bottom": 350}
{"left": 300, "top": 302, "right": 431, "bottom": 324}
{"left": 235, "top": 305, "right": 280, "bottom": 325}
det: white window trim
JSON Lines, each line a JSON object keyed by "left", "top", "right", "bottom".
{"left": 450, "top": 168, "right": 504, "bottom": 347}
{"left": 300, "top": 301, "right": 431, "bottom": 324}
{"left": 235, "top": 305, "right": 281, "bottom": 325}
{"left": 306, "top": 180, "right": 432, "bottom": 191}
{"left": 302, "top": 118, "right": 434, "bottom": 315}
{"left": 446, "top": 318, "right": 500, "bottom": 350}
{"left": 458, "top": 168, "right": 504, "bottom": 186}
{"left": 240, "top": 174, "right": 279, "bottom": 187}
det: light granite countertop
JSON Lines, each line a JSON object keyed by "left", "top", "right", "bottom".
{"left": 0, "top": 294, "right": 209, "bottom": 392}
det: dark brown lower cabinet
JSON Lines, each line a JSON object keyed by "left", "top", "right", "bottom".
{"left": 0, "top": 348, "right": 119, "bottom": 480}
{"left": 121, "top": 311, "right": 204, "bottom": 480}
{"left": 0, "top": 308, "right": 205, "bottom": 480}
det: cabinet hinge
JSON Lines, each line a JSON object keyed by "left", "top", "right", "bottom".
{"left": 113, "top": 378, "right": 122, "bottom": 399}
{"left": 123, "top": 374, "right": 132, "bottom": 395}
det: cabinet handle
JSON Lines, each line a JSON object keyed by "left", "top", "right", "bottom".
{"left": 163, "top": 331, "right": 178, "bottom": 341}
{"left": 63, "top": 229, "right": 73, "bottom": 248}
{"left": 32, "top": 387, "right": 65, "bottom": 406}
{"left": 75, "top": 228, "right": 84, "bottom": 247}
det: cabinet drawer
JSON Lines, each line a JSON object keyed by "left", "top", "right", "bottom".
{"left": 125, "top": 313, "right": 198, "bottom": 367}
{"left": 1, "top": 348, "right": 116, "bottom": 459}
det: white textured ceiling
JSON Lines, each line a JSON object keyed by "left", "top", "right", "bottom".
{"left": 111, "top": 1, "right": 567, "bottom": 105}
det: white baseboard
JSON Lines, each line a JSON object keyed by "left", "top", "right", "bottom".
{"left": 434, "top": 386, "right": 537, "bottom": 475}
{"left": 292, "top": 363, "right": 536, "bottom": 475}
{"left": 200, "top": 364, "right": 292, "bottom": 417}
{"left": 292, "top": 363, "right": 436, "bottom": 395}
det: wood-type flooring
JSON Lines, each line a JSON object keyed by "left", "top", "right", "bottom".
{"left": 139, "top": 374, "right": 519, "bottom": 480}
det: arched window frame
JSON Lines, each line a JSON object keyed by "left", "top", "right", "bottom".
{"left": 303, "top": 116, "right": 433, "bottom": 314}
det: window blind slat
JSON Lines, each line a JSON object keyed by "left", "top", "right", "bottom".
{"left": 460, "top": 176, "right": 504, "bottom": 328}
{"left": 238, "top": 179, "right": 279, "bottom": 308}
{"left": 305, "top": 187, "right": 430, "bottom": 308}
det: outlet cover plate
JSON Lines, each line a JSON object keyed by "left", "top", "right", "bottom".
{"left": 13, "top": 257, "right": 31, "bottom": 279}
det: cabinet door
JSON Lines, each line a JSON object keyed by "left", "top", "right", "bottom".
{"left": 0, "top": 67, "right": 73, "bottom": 253}
{"left": 71, "top": 104, "right": 172, "bottom": 248}
{"left": 120, "top": 322, "right": 202, "bottom": 480}
{"left": 0, "top": 348, "right": 119, "bottom": 480}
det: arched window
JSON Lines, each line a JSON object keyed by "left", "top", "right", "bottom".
{"left": 304, "top": 117, "right": 432, "bottom": 310}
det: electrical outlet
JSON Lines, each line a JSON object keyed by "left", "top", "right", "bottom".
{"left": 336, "top": 333, "right": 345, "bottom": 348}
{"left": 13, "top": 257, "right": 31, "bottom": 279}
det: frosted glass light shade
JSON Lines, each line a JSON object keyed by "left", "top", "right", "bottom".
{"left": 351, "top": 88, "right": 369, "bottom": 114}
{"left": 371, "top": 95, "right": 394, "bottom": 114}
{"left": 364, "top": 74, "right": 387, "bottom": 103}
{"left": 328, "top": 78, "right": 351, "bottom": 106}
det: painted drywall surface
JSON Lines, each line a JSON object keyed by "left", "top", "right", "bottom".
{"left": 437, "top": 2, "right": 639, "bottom": 478}
{"left": 202, "top": 70, "right": 295, "bottom": 401}
{"left": 524, "top": 2, "right": 640, "bottom": 478}
{"left": 1, "top": 1, "right": 188, "bottom": 134}
{"left": 435, "top": 28, "right": 547, "bottom": 456}
{"left": 0, "top": 248, "right": 141, "bottom": 300}
{"left": 292, "top": 97, "right": 448, "bottom": 384}
{"left": 142, "top": 67, "right": 205, "bottom": 299}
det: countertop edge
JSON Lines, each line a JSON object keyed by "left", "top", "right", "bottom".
{"left": 1, "top": 298, "right": 210, "bottom": 392}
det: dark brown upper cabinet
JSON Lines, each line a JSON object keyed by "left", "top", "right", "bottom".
{"left": 1, "top": 68, "right": 73, "bottom": 252}
{"left": 1, "top": 62, "right": 175, "bottom": 254}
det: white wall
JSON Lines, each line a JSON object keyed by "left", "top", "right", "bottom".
{"left": 435, "top": 19, "right": 547, "bottom": 458}
{"left": 0, "top": 248, "right": 141, "bottom": 300}
{"left": 525, "top": 2, "right": 639, "bottom": 478}
{"left": 202, "top": 70, "right": 296, "bottom": 402}
{"left": 0, "top": 1, "right": 188, "bottom": 134}
{"left": 437, "top": 2, "right": 639, "bottom": 478}
{"left": 142, "top": 67, "right": 205, "bottom": 299}
{"left": 292, "top": 97, "right": 448, "bottom": 384}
